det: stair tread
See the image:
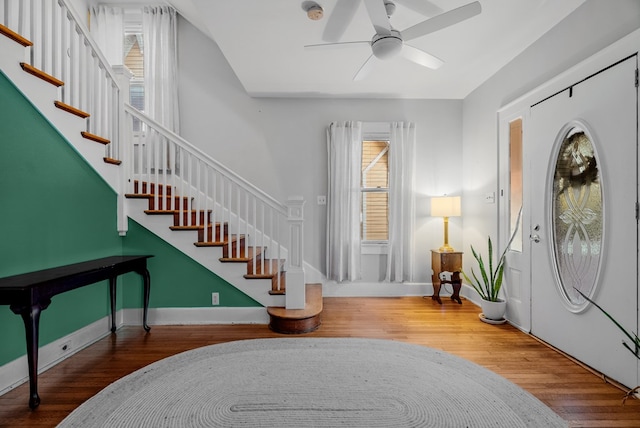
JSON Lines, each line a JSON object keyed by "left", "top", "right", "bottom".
{"left": 170, "top": 225, "right": 202, "bottom": 231}
{"left": 267, "top": 284, "right": 322, "bottom": 319}
{"left": 194, "top": 241, "right": 225, "bottom": 247}
{"left": 220, "top": 257, "right": 252, "bottom": 263}
{"left": 81, "top": 131, "right": 110, "bottom": 145}
{"left": 245, "top": 259, "right": 285, "bottom": 278}
{"left": 145, "top": 209, "right": 211, "bottom": 214}
{"left": 103, "top": 157, "right": 122, "bottom": 165}
{"left": 54, "top": 100, "right": 89, "bottom": 118}
{"left": 21, "top": 63, "right": 64, "bottom": 87}
{"left": 0, "top": 24, "right": 33, "bottom": 46}
{"left": 126, "top": 193, "right": 190, "bottom": 200}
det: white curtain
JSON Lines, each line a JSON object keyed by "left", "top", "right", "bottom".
{"left": 385, "top": 122, "right": 416, "bottom": 282}
{"left": 89, "top": 5, "right": 124, "bottom": 67}
{"left": 326, "top": 122, "right": 363, "bottom": 282}
{"left": 143, "top": 5, "right": 179, "bottom": 133}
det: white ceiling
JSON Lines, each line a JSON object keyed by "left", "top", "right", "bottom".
{"left": 170, "top": 0, "right": 586, "bottom": 99}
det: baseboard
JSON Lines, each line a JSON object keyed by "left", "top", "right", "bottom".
{"left": 0, "top": 316, "right": 112, "bottom": 397}
{"left": 322, "top": 281, "right": 431, "bottom": 297}
{"left": 122, "top": 307, "right": 270, "bottom": 326}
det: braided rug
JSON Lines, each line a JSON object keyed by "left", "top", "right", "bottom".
{"left": 58, "top": 338, "right": 566, "bottom": 427}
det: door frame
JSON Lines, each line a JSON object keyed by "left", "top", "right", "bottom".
{"left": 497, "top": 28, "right": 640, "bottom": 335}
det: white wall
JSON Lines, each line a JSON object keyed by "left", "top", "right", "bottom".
{"left": 177, "top": 16, "right": 464, "bottom": 283}
{"left": 461, "top": 0, "right": 640, "bottom": 261}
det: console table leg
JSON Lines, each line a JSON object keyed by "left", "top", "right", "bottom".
{"left": 140, "top": 268, "right": 151, "bottom": 332}
{"left": 12, "top": 302, "right": 48, "bottom": 409}
{"left": 109, "top": 277, "right": 117, "bottom": 332}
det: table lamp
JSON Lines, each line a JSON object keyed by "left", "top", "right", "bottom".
{"left": 431, "top": 196, "right": 461, "bottom": 252}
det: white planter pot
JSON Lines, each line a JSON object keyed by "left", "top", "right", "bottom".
{"left": 480, "top": 299, "right": 506, "bottom": 321}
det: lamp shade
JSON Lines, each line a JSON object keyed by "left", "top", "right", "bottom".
{"left": 431, "top": 196, "right": 461, "bottom": 217}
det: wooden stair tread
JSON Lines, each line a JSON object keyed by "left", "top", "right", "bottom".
{"left": 169, "top": 225, "right": 202, "bottom": 231}
{"left": 126, "top": 193, "right": 190, "bottom": 200}
{"left": 245, "top": 258, "right": 284, "bottom": 277}
{"left": 194, "top": 241, "right": 225, "bottom": 247}
{"left": 144, "top": 209, "right": 211, "bottom": 214}
{"left": 21, "top": 63, "right": 63, "bottom": 87}
{"left": 220, "top": 257, "right": 252, "bottom": 263}
{"left": 0, "top": 24, "right": 33, "bottom": 46}
{"left": 125, "top": 193, "right": 155, "bottom": 199}
{"left": 54, "top": 101, "right": 89, "bottom": 118}
{"left": 267, "top": 284, "right": 322, "bottom": 334}
{"left": 103, "top": 157, "right": 122, "bottom": 165}
{"left": 81, "top": 131, "right": 110, "bottom": 145}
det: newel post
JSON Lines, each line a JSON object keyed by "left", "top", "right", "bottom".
{"left": 286, "top": 196, "right": 306, "bottom": 309}
{"left": 112, "top": 65, "right": 133, "bottom": 236}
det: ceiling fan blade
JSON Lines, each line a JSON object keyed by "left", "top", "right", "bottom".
{"left": 305, "top": 41, "right": 370, "bottom": 50}
{"left": 353, "top": 54, "right": 379, "bottom": 81}
{"left": 395, "top": 0, "right": 443, "bottom": 17}
{"left": 400, "top": 44, "right": 444, "bottom": 69}
{"left": 363, "top": 0, "right": 392, "bottom": 35}
{"left": 401, "top": 1, "right": 482, "bottom": 41}
{"left": 323, "top": 0, "right": 361, "bottom": 42}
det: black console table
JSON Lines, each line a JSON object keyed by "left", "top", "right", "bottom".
{"left": 0, "top": 255, "right": 153, "bottom": 409}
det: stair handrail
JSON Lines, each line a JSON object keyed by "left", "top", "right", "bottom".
{"left": 123, "top": 104, "right": 287, "bottom": 215}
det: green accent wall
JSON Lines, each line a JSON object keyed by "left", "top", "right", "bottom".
{"left": 122, "top": 219, "right": 260, "bottom": 308}
{"left": 0, "top": 70, "right": 259, "bottom": 368}
{"left": 0, "top": 70, "right": 121, "bottom": 363}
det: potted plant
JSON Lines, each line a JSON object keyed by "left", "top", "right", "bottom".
{"left": 462, "top": 209, "right": 521, "bottom": 322}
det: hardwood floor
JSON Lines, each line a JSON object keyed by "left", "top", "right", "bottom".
{"left": 1, "top": 296, "right": 639, "bottom": 427}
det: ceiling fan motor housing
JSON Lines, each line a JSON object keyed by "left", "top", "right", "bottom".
{"left": 371, "top": 30, "right": 402, "bottom": 59}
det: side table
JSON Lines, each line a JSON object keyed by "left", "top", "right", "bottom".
{"left": 431, "top": 250, "right": 463, "bottom": 304}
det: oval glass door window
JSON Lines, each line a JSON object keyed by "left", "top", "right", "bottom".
{"left": 551, "top": 122, "right": 603, "bottom": 311}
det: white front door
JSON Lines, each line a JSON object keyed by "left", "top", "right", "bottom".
{"left": 529, "top": 55, "right": 638, "bottom": 387}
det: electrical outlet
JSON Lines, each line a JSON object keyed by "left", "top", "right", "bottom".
{"left": 317, "top": 195, "right": 327, "bottom": 205}
{"left": 485, "top": 192, "right": 495, "bottom": 204}
{"left": 211, "top": 292, "right": 220, "bottom": 306}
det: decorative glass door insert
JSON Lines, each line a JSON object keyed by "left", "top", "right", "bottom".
{"left": 551, "top": 121, "right": 603, "bottom": 311}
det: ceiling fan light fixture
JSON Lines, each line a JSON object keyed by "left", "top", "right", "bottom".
{"left": 305, "top": 4, "right": 324, "bottom": 21}
{"left": 371, "top": 33, "right": 402, "bottom": 59}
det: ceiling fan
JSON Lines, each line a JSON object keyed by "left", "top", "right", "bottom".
{"left": 305, "top": 0, "right": 482, "bottom": 80}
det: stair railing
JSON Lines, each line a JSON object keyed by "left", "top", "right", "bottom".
{"left": 0, "top": 0, "right": 306, "bottom": 307}
{"left": 0, "top": 0, "right": 122, "bottom": 161}
{"left": 124, "top": 105, "right": 306, "bottom": 305}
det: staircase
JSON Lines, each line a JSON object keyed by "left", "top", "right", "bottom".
{"left": 126, "top": 180, "right": 286, "bottom": 295}
{"left": 0, "top": 1, "right": 321, "bottom": 333}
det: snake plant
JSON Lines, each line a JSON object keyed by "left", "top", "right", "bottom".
{"left": 462, "top": 208, "right": 521, "bottom": 302}
{"left": 575, "top": 287, "right": 640, "bottom": 403}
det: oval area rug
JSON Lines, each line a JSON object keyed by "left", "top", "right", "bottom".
{"left": 58, "top": 338, "right": 566, "bottom": 427}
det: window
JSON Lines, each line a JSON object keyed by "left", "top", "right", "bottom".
{"left": 361, "top": 140, "right": 389, "bottom": 242}
{"left": 509, "top": 118, "right": 523, "bottom": 252}
{"left": 124, "top": 34, "right": 144, "bottom": 109}
{"left": 124, "top": 11, "right": 144, "bottom": 130}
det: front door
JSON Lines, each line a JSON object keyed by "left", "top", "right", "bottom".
{"left": 529, "top": 55, "right": 638, "bottom": 387}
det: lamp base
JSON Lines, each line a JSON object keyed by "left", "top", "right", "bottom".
{"left": 438, "top": 244, "right": 456, "bottom": 252}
